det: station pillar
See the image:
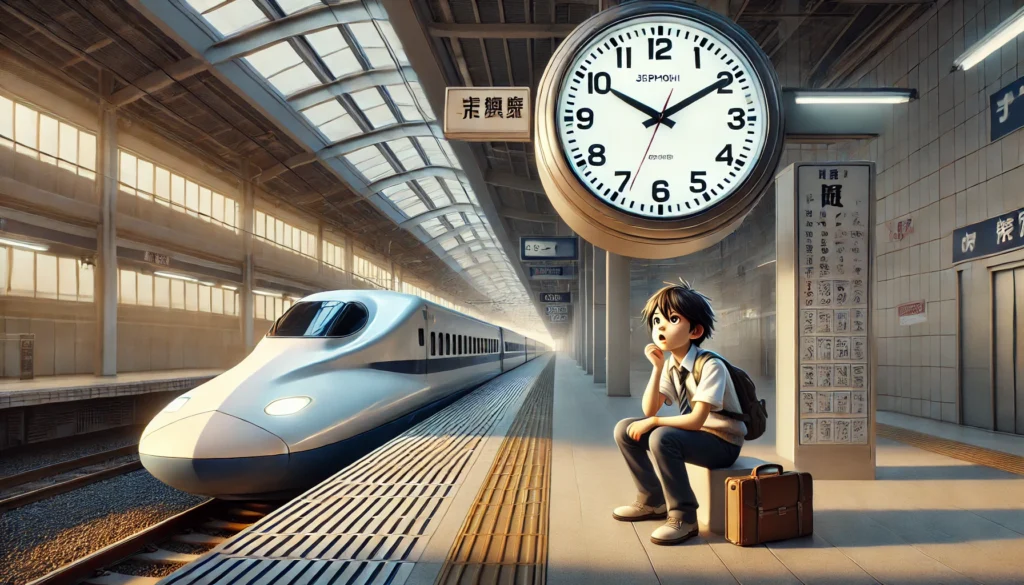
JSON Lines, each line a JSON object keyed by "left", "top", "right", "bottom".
{"left": 592, "top": 246, "right": 607, "bottom": 383}
{"left": 606, "top": 251, "right": 631, "bottom": 396}
{"left": 580, "top": 244, "right": 589, "bottom": 370}
{"left": 94, "top": 74, "right": 118, "bottom": 377}
{"left": 240, "top": 162, "right": 256, "bottom": 354}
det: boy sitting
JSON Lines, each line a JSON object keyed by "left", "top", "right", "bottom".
{"left": 612, "top": 282, "right": 746, "bottom": 545}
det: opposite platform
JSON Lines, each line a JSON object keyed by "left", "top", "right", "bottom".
{"left": 0, "top": 369, "right": 220, "bottom": 409}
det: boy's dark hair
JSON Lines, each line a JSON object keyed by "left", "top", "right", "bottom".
{"left": 641, "top": 280, "right": 716, "bottom": 346}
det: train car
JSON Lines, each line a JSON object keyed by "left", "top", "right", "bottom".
{"left": 139, "top": 290, "right": 544, "bottom": 499}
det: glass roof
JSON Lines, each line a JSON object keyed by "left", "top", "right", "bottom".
{"left": 183, "top": 0, "right": 544, "bottom": 335}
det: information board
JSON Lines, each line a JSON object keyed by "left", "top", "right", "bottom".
{"left": 539, "top": 292, "right": 572, "bottom": 303}
{"left": 796, "top": 164, "right": 871, "bottom": 445}
{"left": 520, "top": 237, "right": 578, "bottom": 261}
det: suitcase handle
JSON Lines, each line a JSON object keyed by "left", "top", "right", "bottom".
{"left": 752, "top": 464, "right": 784, "bottom": 477}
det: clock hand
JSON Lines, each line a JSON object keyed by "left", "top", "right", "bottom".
{"left": 610, "top": 89, "right": 676, "bottom": 129}
{"left": 630, "top": 89, "right": 674, "bottom": 191}
{"left": 642, "top": 77, "right": 731, "bottom": 128}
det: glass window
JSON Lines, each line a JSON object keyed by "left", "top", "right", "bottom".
{"left": 120, "top": 151, "right": 138, "bottom": 190}
{"left": 39, "top": 115, "right": 58, "bottom": 158}
{"left": 137, "top": 273, "right": 153, "bottom": 306}
{"left": 154, "top": 276, "right": 170, "bottom": 308}
{"left": 199, "top": 284, "right": 211, "bottom": 312}
{"left": 35, "top": 254, "right": 57, "bottom": 299}
{"left": 170, "top": 280, "right": 185, "bottom": 310}
{"left": 79, "top": 133, "right": 96, "bottom": 173}
{"left": 255, "top": 295, "right": 266, "bottom": 320}
{"left": 431, "top": 331, "right": 436, "bottom": 356}
{"left": 14, "top": 103, "right": 37, "bottom": 149}
{"left": 269, "top": 301, "right": 369, "bottom": 337}
{"left": 226, "top": 290, "right": 236, "bottom": 315}
{"left": 212, "top": 287, "right": 224, "bottom": 314}
{"left": 57, "top": 257, "right": 77, "bottom": 301}
{"left": 0, "top": 96, "right": 12, "bottom": 139}
{"left": 201, "top": 0, "right": 268, "bottom": 37}
{"left": 185, "top": 181, "right": 200, "bottom": 215}
{"left": 119, "top": 269, "right": 137, "bottom": 304}
{"left": 79, "top": 263, "right": 94, "bottom": 302}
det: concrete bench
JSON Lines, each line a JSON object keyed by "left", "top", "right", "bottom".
{"left": 686, "top": 455, "right": 770, "bottom": 535}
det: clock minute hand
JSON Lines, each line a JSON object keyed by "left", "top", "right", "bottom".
{"left": 610, "top": 89, "right": 676, "bottom": 128}
{"left": 642, "top": 78, "right": 731, "bottom": 128}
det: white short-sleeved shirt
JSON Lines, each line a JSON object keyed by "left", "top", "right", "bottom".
{"left": 659, "top": 344, "right": 746, "bottom": 446}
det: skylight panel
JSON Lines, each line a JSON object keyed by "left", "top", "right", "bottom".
{"left": 348, "top": 22, "right": 394, "bottom": 69}
{"left": 343, "top": 146, "right": 394, "bottom": 182}
{"left": 269, "top": 64, "right": 320, "bottom": 95}
{"left": 457, "top": 256, "right": 475, "bottom": 268}
{"left": 246, "top": 43, "right": 302, "bottom": 79}
{"left": 416, "top": 179, "right": 449, "bottom": 206}
{"left": 439, "top": 238, "right": 458, "bottom": 251}
{"left": 403, "top": 200, "right": 428, "bottom": 216}
{"left": 319, "top": 113, "right": 360, "bottom": 142}
{"left": 461, "top": 230, "right": 477, "bottom": 242}
{"left": 387, "top": 138, "right": 424, "bottom": 172}
{"left": 384, "top": 84, "right": 423, "bottom": 122}
{"left": 277, "top": 0, "right": 323, "bottom": 14}
{"left": 408, "top": 82, "right": 435, "bottom": 120}
{"left": 446, "top": 213, "right": 466, "bottom": 228}
{"left": 197, "top": 0, "right": 268, "bottom": 36}
{"left": 415, "top": 137, "right": 447, "bottom": 166}
{"left": 443, "top": 179, "right": 470, "bottom": 204}
{"left": 302, "top": 100, "right": 345, "bottom": 126}
{"left": 420, "top": 218, "right": 446, "bottom": 238}
{"left": 305, "top": 28, "right": 363, "bottom": 77}
{"left": 439, "top": 141, "right": 460, "bottom": 169}
{"left": 377, "top": 22, "right": 409, "bottom": 66}
{"left": 349, "top": 87, "right": 396, "bottom": 128}
{"left": 382, "top": 183, "right": 416, "bottom": 205}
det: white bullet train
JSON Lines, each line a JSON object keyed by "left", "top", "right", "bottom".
{"left": 139, "top": 290, "right": 549, "bottom": 499}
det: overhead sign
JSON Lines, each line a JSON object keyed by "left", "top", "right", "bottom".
{"left": 529, "top": 266, "right": 576, "bottom": 280}
{"left": 898, "top": 300, "right": 927, "bottom": 326}
{"left": 443, "top": 87, "right": 531, "bottom": 142}
{"left": 549, "top": 313, "right": 568, "bottom": 322}
{"left": 539, "top": 292, "right": 571, "bottom": 303}
{"left": 991, "top": 76, "right": 1024, "bottom": 141}
{"left": 521, "top": 237, "right": 578, "bottom": 261}
{"left": 144, "top": 251, "right": 171, "bottom": 266}
{"left": 545, "top": 305, "right": 569, "bottom": 314}
{"left": 953, "top": 206, "right": 1024, "bottom": 264}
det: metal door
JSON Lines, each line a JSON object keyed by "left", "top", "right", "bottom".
{"left": 994, "top": 269, "right": 1016, "bottom": 433}
{"left": 1016, "top": 269, "right": 1024, "bottom": 434}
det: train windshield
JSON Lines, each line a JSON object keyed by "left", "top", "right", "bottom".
{"left": 269, "top": 301, "right": 369, "bottom": 337}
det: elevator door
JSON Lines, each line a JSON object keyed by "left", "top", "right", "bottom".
{"left": 992, "top": 268, "right": 1024, "bottom": 435}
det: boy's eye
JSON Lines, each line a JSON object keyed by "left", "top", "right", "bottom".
{"left": 653, "top": 317, "right": 660, "bottom": 324}
{"left": 670, "top": 316, "right": 680, "bottom": 324}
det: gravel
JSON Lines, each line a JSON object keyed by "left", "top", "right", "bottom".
{"left": 0, "top": 468, "right": 208, "bottom": 585}
{"left": 0, "top": 427, "right": 143, "bottom": 478}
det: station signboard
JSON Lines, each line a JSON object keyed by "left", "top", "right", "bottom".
{"left": 520, "top": 237, "right": 578, "bottom": 261}
{"left": 529, "top": 266, "right": 576, "bottom": 280}
{"left": 549, "top": 313, "right": 569, "bottom": 322}
{"left": 443, "top": 87, "right": 531, "bottom": 142}
{"left": 539, "top": 292, "right": 571, "bottom": 303}
{"left": 545, "top": 304, "right": 569, "bottom": 314}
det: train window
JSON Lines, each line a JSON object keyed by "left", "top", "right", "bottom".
{"left": 268, "top": 301, "right": 368, "bottom": 337}
{"left": 445, "top": 333, "right": 450, "bottom": 355}
{"left": 431, "top": 332, "right": 436, "bottom": 356}
{"left": 419, "top": 328, "right": 424, "bottom": 347}
{"left": 458, "top": 335, "right": 463, "bottom": 355}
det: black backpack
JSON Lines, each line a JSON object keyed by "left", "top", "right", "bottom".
{"left": 691, "top": 349, "right": 768, "bottom": 441}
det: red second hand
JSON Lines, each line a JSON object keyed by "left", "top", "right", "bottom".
{"left": 630, "top": 89, "right": 674, "bottom": 191}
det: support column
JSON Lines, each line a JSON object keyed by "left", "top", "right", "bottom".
{"left": 95, "top": 74, "right": 118, "bottom": 377}
{"left": 344, "top": 235, "right": 355, "bottom": 287}
{"left": 592, "top": 246, "right": 607, "bottom": 383}
{"left": 579, "top": 250, "right": 588, "bottom": 369}
{"left": 606, "top": 252, "right": 631, "bottom": 396}
{"left": 585, "top": 243, "right": 595, "bottom": 376}
{"left": 240, "top": 163, "right": 256, "bottom": 354}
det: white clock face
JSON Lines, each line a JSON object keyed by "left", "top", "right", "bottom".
{"left": 555, "top": 15, "right": 770, "bottom": 220}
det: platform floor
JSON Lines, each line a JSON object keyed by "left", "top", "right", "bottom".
{"left": 0, "top": 369, "right": 220, "bottom": 409}
{"left": 155, "top": 354, "right": 1024, "bottom": 585}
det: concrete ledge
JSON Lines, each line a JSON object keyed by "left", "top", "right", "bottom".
{"left": 687, "top": 455, "right": 770, "bottom": 535}
{"left": 0, "top": 370, "right": 220, "bottom": 409}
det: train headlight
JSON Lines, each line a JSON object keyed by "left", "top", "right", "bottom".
{"left": 265, "top": 396, "right": 312, "bottom": 416}
{"left": 163, "top": 397, "right": 189, "bottom": 413}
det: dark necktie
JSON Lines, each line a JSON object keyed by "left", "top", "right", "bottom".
{"left": 675, "top": 366, "right": 692, "bottom": 415}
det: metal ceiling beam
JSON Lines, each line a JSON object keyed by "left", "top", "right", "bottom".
{"left": 367, "top": 166, "right": 466, "bottom": 192}
{"left": 288, "top": 66, "right": 417, "bottom": 110}
{"left": 205, "top": 2, "right": 384, "bottom": 64}
{"left": 424, "top": 224, "right": 480, "bottom": 248}
{"left": 110, "top": 57, "right": 210, "bottom": 105}
{"left": 400, "top": 203, "right": 479, "bottom": 227}
{"left": 484, "top": 169, "right": 546, "bottom": 195}
{"left": 427, "top": 23, "right": 577, "bottom": 39}
{"left": 319, "top": 122, "right": 440, "bottom": 159}
{"left": 257, "top": 151, "right": 319, "bottom": 183}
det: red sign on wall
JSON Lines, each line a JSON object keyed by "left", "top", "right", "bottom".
{"left": 898, "top": 300, "right": 926, "bottom": 326}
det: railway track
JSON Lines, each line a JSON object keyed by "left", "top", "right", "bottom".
{"left": 0, "top": 445, "right": 142, "bottom": 514}
{"left": 27, "top": 499, "right": 278, "bottom": 585}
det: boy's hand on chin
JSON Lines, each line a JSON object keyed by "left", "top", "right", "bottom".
{"left": 645, "top": 344, "right": 665, "bottom": 369}
{"left": 627, "top": 417, "right": 658, "bottom": 440}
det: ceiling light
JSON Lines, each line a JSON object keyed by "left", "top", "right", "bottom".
{"left": 0, "top": 237, "right": 49, "bottom": 251}
{"left": 793, "top": 89, "right": 916, "bottom": 104}
{"left": 253, "top": 289, "right": 283, "bottom": 297}
{"left": 221, "top": 285, "right": 238, "bottom": 291}
{"left": 155, "top": 271, "right": 200, "bottom": 283}
{"left": 954, "top": 6, "right": 1024, "bottom": 70}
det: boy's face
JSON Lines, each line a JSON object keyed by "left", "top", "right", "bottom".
{"left": 650, "top": 308, "right": 700, "bottom": 354}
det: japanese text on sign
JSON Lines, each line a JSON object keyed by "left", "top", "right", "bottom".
{"left": 953, "top": 206, "right": 1024, "bottom": 263}
{"left": 445, "top": 87, "right": 531, "bottom": 142}
{"left": 991, "top": 75, "right": 1024, "bottom": 141}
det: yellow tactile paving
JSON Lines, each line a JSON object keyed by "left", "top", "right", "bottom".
{"left": 877, "top": 423, "right": 1024, "bottom": 476}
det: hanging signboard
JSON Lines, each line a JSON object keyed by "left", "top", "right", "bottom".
{"left": 539, "top": 292, "right": 571, "bottom": 303}
{"left": 545, "top": 304, "right": 569, "bottom": 314}
{"left": 144, "top": 251, "right": 171, "bottom": 266}
{"left": 952, "top": 207, "right": 1024, "bottom": 264}
{"left": 991, "top": 76, "right": 1024, "bottom": 141}
{"left": 521, "top": 237, "right": 578, "bottom": 261}
{"left": 443, "top": 87, "right": 531, "bottom": 142}
{"left": 529, "top": 266, "right": 576, "bottom": 280}
{"left": 549, "top": 313, "right": 569, "bottom": 322}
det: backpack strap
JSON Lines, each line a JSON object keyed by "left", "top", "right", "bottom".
{"left": 690, "top": 348, "right": 749, "bottom": 422}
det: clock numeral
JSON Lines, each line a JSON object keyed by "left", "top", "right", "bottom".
{"left": 587, "top": 72, "right": 611, "bottom": 94}
{"left": 588, "top": 144, "right": 606, "bottom": 166}
{"left": 648, "top": 38, "right": 671, "bottom": 60}
{"left": 690, "top": 171, "right": 707, "bottom": 193}
{"left": 616, "top": 47, "right": 632, "bottom": 68}
{"left": 727, "top": 108, "right": 746, "bottom": 130}
{"left": 717, "top": 71, "right": 734, "bottom": 93}
{"left": 615, "top": 171, "right": 631, "bottom": 191}
{"left": 652, "top": 180, "right": 670, "bottom": 202}
{"left": 576, "top": 108, "right": 594, "bottom": 129}
{"left": 693, "top": 47, "right": 701, "bottom": 69}
{"left": 716, "top": 144, "right": 734, "bottom": 165}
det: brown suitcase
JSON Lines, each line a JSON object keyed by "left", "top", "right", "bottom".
{"left": 725, "top": 463, "right": 813, "bottom": 546}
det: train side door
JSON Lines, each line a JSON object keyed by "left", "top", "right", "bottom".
{"left": 499, "top": 329, "right": 505, "bottom": 371}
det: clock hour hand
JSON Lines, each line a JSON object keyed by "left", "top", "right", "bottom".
{"left": 642, "top": 77, "right": 731, "bottom": 128}
{"left": 610, "top": 88, "right": 676, "bottom": 129}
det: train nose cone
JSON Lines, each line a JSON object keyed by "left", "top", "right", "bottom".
{"left": 140, "top": 411, "right": 290, "bottom": 498}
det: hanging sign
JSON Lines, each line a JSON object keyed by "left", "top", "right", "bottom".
{"left": 144, "top": 251, "right": 171, "bottom": 266}
{"left": 549, "top": 313, "right": 568, "bottom": 322}
{"left": 521, "top": 237, "right": 578, "bottom": 261}
{"left": 991, "top": 76, "right": 1024, "bottom": 141}
{"left": 953, "top": 207, "right": 1024, "bottom": 263}
{"left": 443, "top": 87, "right": 531, "bottom": 142}
{"left": 529, "top": 266, "right": 576, "bottom": 280}
{"left": 539, "top": 292, "right": 571, "bottom": 303}
{"left": 545, "top": 304, "right": 569, "bottom": 314}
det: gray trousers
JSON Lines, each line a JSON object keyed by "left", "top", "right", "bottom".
{"left": 614, "top": 417, "right": 741, "bottom": 523}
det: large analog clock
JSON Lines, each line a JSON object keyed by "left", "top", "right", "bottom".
{"left": 535, "top": 1, "right": 784, "bottom": 259}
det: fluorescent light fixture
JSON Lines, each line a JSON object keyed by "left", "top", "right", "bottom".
{"left": 793, "top": 89, "right": 916, "bottom": 105}
{"left": 264, "top": 396, "right": 311, "bottom": 416}
{"left": 954, "top": 6, "right": 1024, "bottom": 70}
{"left": 253, "top": 289, "right": 283, "bottom": 297}
{"left": 757, "top": 259, "right": 777, "bottom": 268}
{"left": 0, "top": 237, "right": 49, "bottom": 251}
{"left": 154, "top": 271, "right": 199, "bottom": 283}
{"left": 221, "top": 285, "right": 238, "bottom": 291}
